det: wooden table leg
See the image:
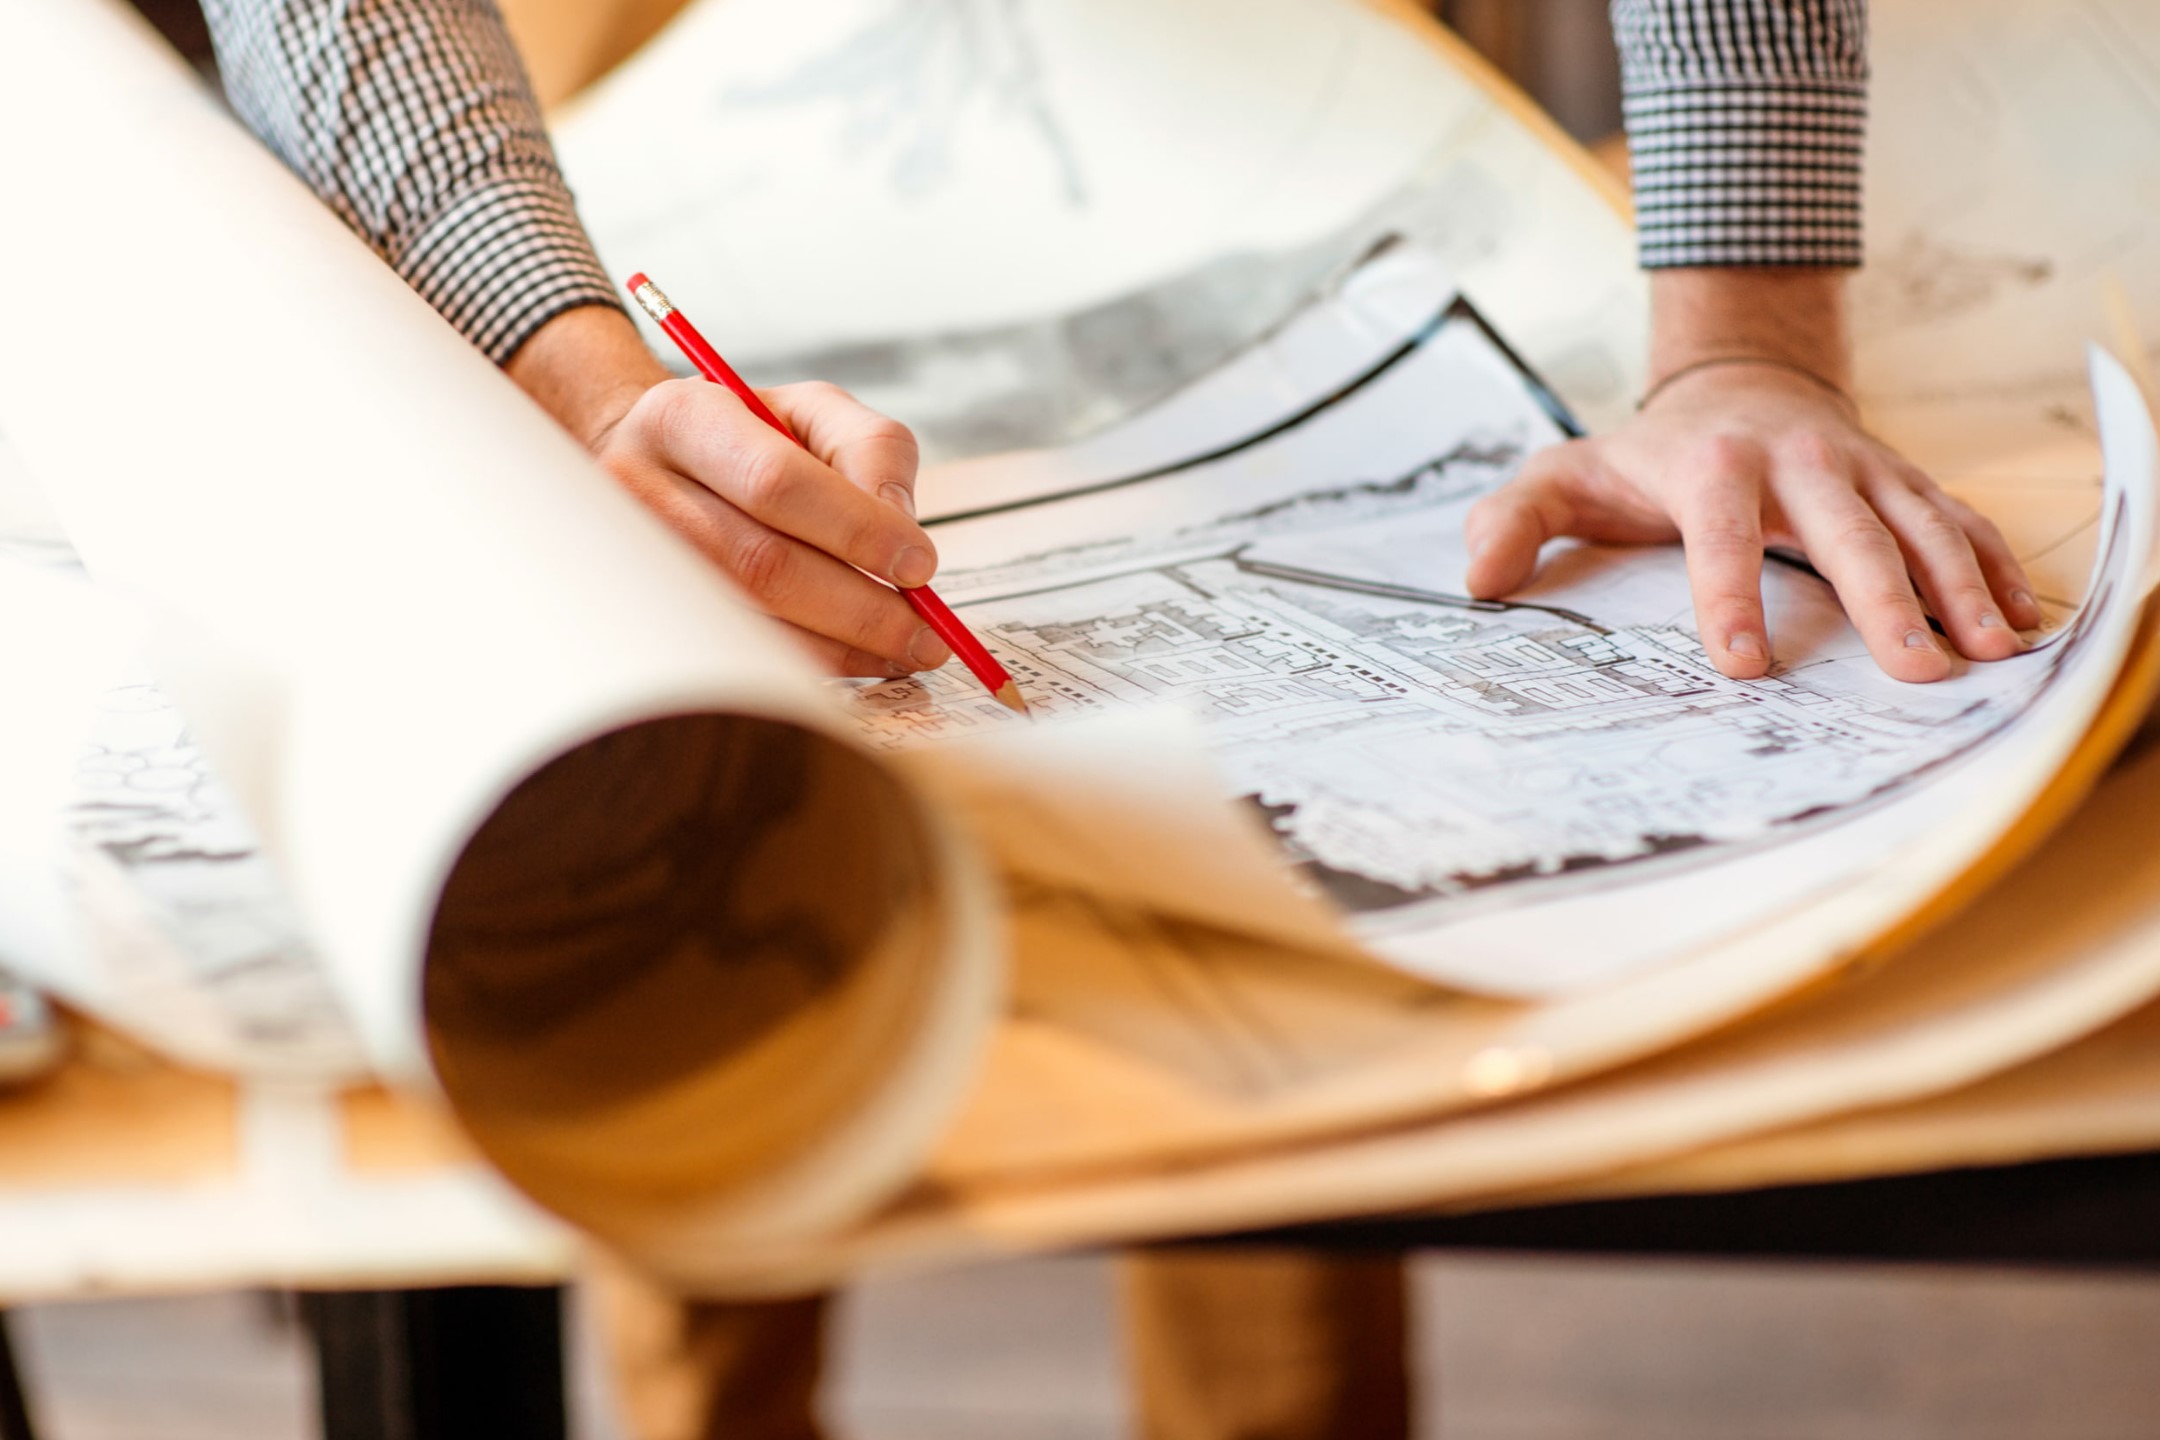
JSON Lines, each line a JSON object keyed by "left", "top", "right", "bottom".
{"left": 303, "top": 1286, "right": 567, "bottom": 1440}
{"left": 0, "top": 1312, "right": 39, "bottom": 1440}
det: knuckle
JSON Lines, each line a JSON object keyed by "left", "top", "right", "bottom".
{"left": 1895, "top": 461, "right": 1946, "bottom": 496}
{"left": 1509, "top": 447, "right": 1588, "bottom": 503}
{"left": 861, "top": 414, "right": 919, "bottom": 459}
{"left": 1691, "top": 434, "right": 1758, "bottom": 476}
{"left": 1864, "top": 585, "right": 1922, "bottom": 617}
{"left": 1966, "top": 512, "right": 2011, "bottom": 552}
{"left": 639, "top": 379, "right": 703, "bottom": 453}
{"left": 1524, "top": 438, "right": 1588, "bottom": 477}
{"left": 1709, "top": 604, "right": 1764, "bottom": 638}
{"left": 848, "top": 511, "right": 908, "bottom": 571}
{"left": 1686, "top": 516, "right": 1760, "bottom": 554}
{"left": 1830, "top": 512, "right": 1900, "bottom": 557}
{"left": 854, "top": 592, "right": 912, "bottom": 654}
{"left": 1779, "top": 431, "right": 1843, "bottom": 474}
{"left": 1904, "top": 505, "right": 1966, "bottom": 549}
{"left": 783, "top": 380, "right": 854, "bottom": 422}
{"left": 769, "top": 380, "right": 843, "bottom": 409}
{"left": 596, "top": 446, "right": 650, "bottom": 495}
{"left": 728, "top": 526, "right": 794, "bottom": 601}
{"left": 1465, "top": 491, "right": 1515, "bottom": 534}
{"left": 730, "top": 436, "right": 797, "bottom": 512}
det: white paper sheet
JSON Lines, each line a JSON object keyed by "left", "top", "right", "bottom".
{"left": 0, "top": 0, "right": 1003, "bottom": 1256}
{"left": 0, "top": 441, "right": 364, "bottom": 1076}
{"left": 0, "top": 558, "right": 134, "bottom": 989}
{"left": 554, "top": 0, "right": 1481, "bottom": 350}
{"left": 0, "top": 0, "right": 860, "bottom": 1072}
{"left": 848, "top": 251, "right": 2157, "bottom": 995}
{"left": 549, "top": 0, "right": 1647, "bottom": 448}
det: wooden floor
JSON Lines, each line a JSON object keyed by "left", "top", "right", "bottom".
{"left": 10, "top": 1254, "right": 2160, "bottom": 1439}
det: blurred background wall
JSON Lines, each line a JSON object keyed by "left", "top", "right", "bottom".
{"left": 1436, "top": 0, "right": 1623, "bottom": 141}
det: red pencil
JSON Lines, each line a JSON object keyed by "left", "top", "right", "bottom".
{"left": 626, "top": 272, "right": 1028, "bottom": 716}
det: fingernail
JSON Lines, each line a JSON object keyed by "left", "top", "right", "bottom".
{"left": 892, "top": 544, "right": 934, "bottom": 588}
{"left": 880, "top": 482, "right": 915, "bottom": 518}
{"left": 1727, "top": 632, "right": 1765, "bottom": 661}
{"left": 908, "top": 627, "right": 952, "bottom": 669}
{"left": 1904, "top": 629, "right": 1937, "bottom": 651}
{"left": 1978, "top": 611, "right": 2005, "bottom": 629}
{"left": 2012, "top": 590, "right": 2037, "bottom": 612}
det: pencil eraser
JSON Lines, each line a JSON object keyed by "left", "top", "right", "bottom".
{"left": 625, "top": 272, "right": 650, "bottom": 294}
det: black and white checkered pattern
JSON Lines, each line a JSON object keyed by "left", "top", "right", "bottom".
{"left": 1613, "top": 0, "right": 1868, "bottom": 268}
{"left": 198, "top": 0, "right": 1869, "bottom": 368}
{"left": 201, "top": 0, "right": 621, "bottom": 364}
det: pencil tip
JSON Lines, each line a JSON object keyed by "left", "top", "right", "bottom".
{"left": 993, "top": 681, "right": 1032, "bottom": 716}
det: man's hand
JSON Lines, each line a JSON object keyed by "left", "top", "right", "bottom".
{"left": 506, "top": 306, "right": 950, "bottom": 678}
{"left": 1462, "top": 271, "right": 2042, "bottom": 683}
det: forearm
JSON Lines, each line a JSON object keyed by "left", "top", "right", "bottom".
{"left": 1478, "top": 4, "right": 2034, "bottom": 686}
{"left": 200, "top": 0, "right": 621, "bottom": 365}
{"left": 1612, "top": 0, "right": 1869, "bottom": 270}
{"left": 1649, "top": 269, "right": 1851, "bottom": 390}
{"left": 1618, "top": 0, "right": 1867, "bottom": 403}
{"left": 506, "top": 306, "right": 671, "bottom": 449}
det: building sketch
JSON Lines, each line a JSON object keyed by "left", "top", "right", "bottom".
{"left": 849, "top": 293, "right": 2090, "bottom": 938}
{"left": 853, "top": 541, "right": 2061, "bottom": 921}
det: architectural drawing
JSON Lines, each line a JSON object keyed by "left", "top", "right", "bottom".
{"left": 0, "top": 448, "right": 364, "bottom": 1079}
{"left": 61, "top": 667, "right": 365, "bottom": 1076}
{"left": 849, "top": 266, "right": 2111, "bottom": 972}
{"left": 861, "top": 553, "right": 2030, "bottom": 917}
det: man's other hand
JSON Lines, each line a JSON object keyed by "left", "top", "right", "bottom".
{"left": 1461, "top": 271, "right": 2041, "bottom": 684}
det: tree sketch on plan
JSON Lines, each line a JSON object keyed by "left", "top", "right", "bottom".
{"left": 721, "top": 0, "right": 1085, "bottom": 206}
{"left": 847, "top": 296, "right": 2097, "bottom": 936}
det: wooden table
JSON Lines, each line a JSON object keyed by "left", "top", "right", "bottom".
{"left": 8, "top": 1148, "right": 2160, "bottom": 1440}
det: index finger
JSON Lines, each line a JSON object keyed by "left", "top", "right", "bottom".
{"left": 764, "top": 381, "right": 923, "bottom": 519}
{"left": 646, "top": 381, "right": 939, "bottom": 589}
{"left": 1676, "top": 461, "right": 1771, "bottom": 679}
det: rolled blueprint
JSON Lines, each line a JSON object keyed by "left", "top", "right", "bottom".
{"left": 0, "top": 0, "right": 998, "bottom": 1258}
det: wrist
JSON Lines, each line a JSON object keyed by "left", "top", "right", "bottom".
{"left": 1648, "top": 269, "right": 1852, "bottom": 393}
{"left": 1637, "top": 356, "right": 1857, "bottom": 418}
{"left": 503, "top": 303, "right": 674, "bottom": 452}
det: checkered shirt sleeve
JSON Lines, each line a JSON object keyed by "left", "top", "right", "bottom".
{"left": 1611, "top": 0, "right": 1869, "bottom": 269}
{"left": 200, "top": 0, "right": 622, "bottom": 364}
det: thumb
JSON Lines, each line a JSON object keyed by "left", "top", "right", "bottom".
{"left": 1463, "top": 443, "right": 1596, "bottom": 598}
